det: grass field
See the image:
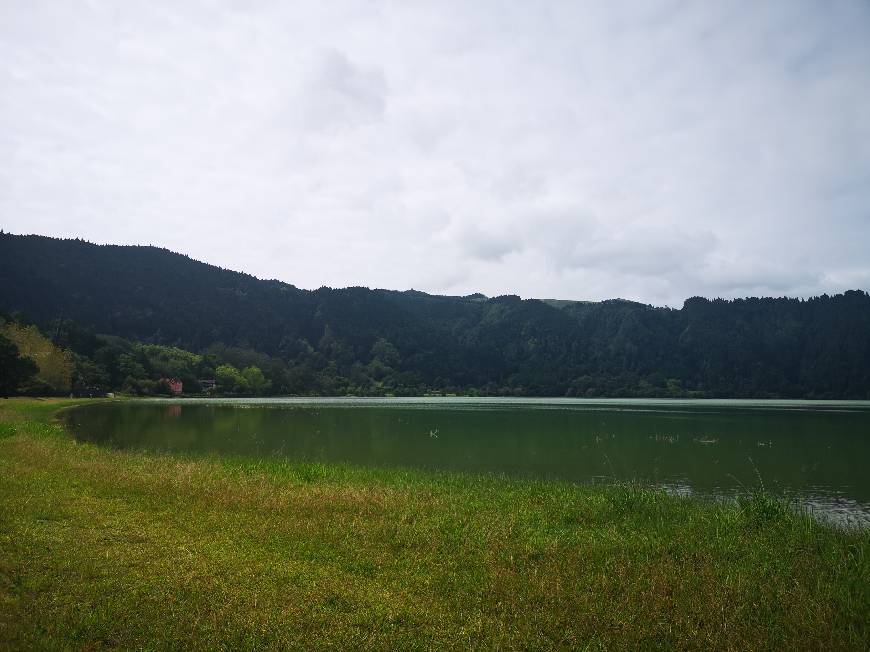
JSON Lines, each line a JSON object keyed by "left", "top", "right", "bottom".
{"left": 1, "top": 398, "right": 868, "bottom": 650}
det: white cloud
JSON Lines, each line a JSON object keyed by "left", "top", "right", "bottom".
{"left": 1, "top": 0, "right": 869, "bottom": 306}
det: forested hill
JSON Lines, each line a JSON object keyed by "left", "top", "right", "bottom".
{"left": 2, "top": 232, "right": 870, "bottom": 398}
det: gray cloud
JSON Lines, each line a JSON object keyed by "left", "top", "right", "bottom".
{"left": 297, "top": 49, "right": 387, "bottom": 130}
{"left": 1, "top": 0, "right": 869, "bottom": 306}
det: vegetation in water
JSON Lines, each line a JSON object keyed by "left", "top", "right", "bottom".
{"left": 0, "top": 398, "right": 868, "bottom": 649}
{"left": 2, "top": 233, "right": 870, "bottom": 398}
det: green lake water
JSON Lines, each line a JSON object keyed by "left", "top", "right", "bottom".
{"left": 65, "top": 398, "right": 870, "bottom": 525}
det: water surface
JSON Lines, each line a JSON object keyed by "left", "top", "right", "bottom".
{"left": 65, "top": 398, "right": 870, "bottom": 525}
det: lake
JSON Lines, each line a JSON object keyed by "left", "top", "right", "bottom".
{"left": 64, "top": 398, "right": 870, "bottom": 525}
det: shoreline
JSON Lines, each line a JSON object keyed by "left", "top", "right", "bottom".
{"left": 1, "top": 398, "right": 868, "bottom": 649}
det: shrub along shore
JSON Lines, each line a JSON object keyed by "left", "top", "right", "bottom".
{"left": 0, "top": 398, "right": 867, "bottom": 650}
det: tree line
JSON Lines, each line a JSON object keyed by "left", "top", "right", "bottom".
{"left": 1, "top": 232, "right": 869, "bottom": 399}
{"left": 0, "top": 317, "right": 277, "bottom": 397}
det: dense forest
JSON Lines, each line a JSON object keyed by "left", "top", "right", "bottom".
{"left": 2, "top": 232, "right": 869, "bottom": 398}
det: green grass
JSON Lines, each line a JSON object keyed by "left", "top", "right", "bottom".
{"left": 0, "top": 398, "right": 868, "bottom": 650}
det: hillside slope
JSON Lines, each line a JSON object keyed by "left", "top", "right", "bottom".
{"left": 2, "top": 232, "right": 869, "bottom": 397}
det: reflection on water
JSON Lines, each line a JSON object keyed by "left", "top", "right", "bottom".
{"left": 65, "top": 397, "right": 870, "bottom": 526}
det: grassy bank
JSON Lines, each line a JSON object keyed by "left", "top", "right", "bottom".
{"left": 0, "top": 399, "right": 867, "bottom": 650}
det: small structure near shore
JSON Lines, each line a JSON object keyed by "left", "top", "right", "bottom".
{"left": 71, "top": 385, "right": 105, "bottom": 398}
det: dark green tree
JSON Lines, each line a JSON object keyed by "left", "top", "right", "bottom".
{"left": 0, "top": 333, "right": 38, "bottom": 397}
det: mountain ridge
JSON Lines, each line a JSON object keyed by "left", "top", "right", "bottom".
{"left": 2, "top": 231, "right": 869, "bottom": 398}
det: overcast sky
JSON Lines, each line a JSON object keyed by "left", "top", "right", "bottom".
{"left": 2, "top": 1, "right": 869, "bottom": 306}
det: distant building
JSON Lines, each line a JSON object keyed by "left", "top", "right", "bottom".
{"left": 199, "top": 379, "right": 216, "bottom": 392}
{"left": 165, "top": 378, "right": 183, "bottom": 395}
